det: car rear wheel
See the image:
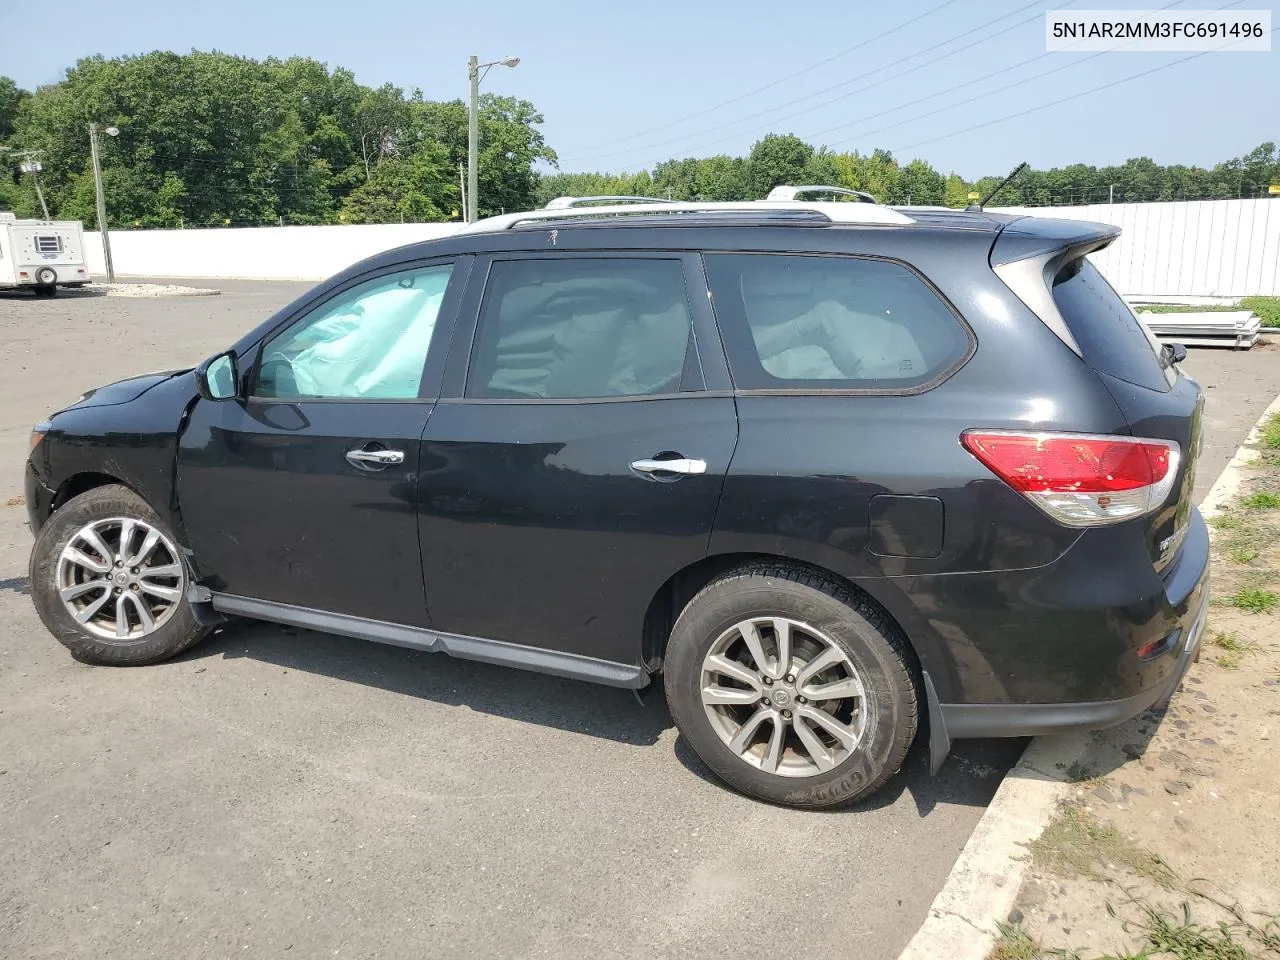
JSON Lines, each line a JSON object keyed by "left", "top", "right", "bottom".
{"left": 30, "top": 484, "right": 209, "bottom": 665}
{"left": 664, "top": 563, "right": 918, "bottom": 808}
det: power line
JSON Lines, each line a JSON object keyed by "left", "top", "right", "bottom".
{"left": 801, "top": 0, "right": 1192, "bottom": 146}
{"left": 592, "top": 0, "right": 1064, "bottom": 164}
{"left": 889, "top": 25, "right": 1276, "bottom": 154}
{"left": 562, "top": 0, "right": 969, "bottom": 158}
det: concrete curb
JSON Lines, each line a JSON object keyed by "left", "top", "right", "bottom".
{"left": 897, "top": 390, "right": 1280, "bottom": 960}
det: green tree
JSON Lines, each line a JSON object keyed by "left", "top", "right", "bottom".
{"left": 896, "top": 158, "right": 946, "bottom": 205}
{"left": 694, "top": 155, "right": 748, "bottom": 201}
{"left": 0, "top": 75, "right": 29, "bottom": 141}
{"left": 745, "top": 134, "right": 813, "bottom": 198}
{"left": 943, "top": 174, "right": 970, "bottom": 208}
{"left": 340, "top": 141, "right": 455, "bottom": 223}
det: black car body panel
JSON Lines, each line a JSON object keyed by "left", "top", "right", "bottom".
{"left": 24, "top": 208, "right": 1211, "bottom": 761}
{"left": 28, "top": 371, "right": 199, "bottom": 539}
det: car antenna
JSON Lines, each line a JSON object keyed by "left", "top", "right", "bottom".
{"left": 967, "top": 162, "right": 1028, "bottom": 212}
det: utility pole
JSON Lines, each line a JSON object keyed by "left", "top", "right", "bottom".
{"left": 89, "top": 122, "right": 119, "bottom": 282}
{"left": 467, "top": 54, "right": 520, "bottom": 223}
{"left": 468, "top": 55, "right": 479, "bottom": 224}
{"left": 458, "top": 161, "right": 467, "bottom": 221}
{"left": 1109, "top": 183, "right": 1117, "bottom": 204}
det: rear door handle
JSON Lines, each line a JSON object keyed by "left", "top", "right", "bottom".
{"left": 346, "top": 447, "right": 405, "bottom": 469}
{"left": 630, "top": 457, "right": 707, "bottom": 476}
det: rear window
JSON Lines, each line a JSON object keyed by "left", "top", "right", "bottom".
{"left": 703, "top": 253, "right": 972, "bottom": 392}
{"left": 1053, "top": 260, "right": 1172, "bottom": 392}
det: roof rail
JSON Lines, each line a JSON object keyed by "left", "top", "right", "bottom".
{"left": 543, "top": 195, "right": 677, "bottom": 209}
{"left": 459, "top": 200, "right": 913, "bottom": 233}
{"left": 766, "top": 185, "right": 878, "bottom": 203}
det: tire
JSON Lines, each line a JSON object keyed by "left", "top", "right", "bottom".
{"left": 34, "top": 285, "right": 57, "bottom": 298}
{"left": 664, "top": 563, "right": 918, "bottom": 808}
{"left": 30, "top": 484, "right": 209, "bottom": 666}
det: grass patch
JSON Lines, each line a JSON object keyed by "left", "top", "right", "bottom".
{"left": 1209, "top": 512, "right": 1245, "bottom": 531}
{"left": 1263, "top": 414, "right": 1280, "bottom": 452}
{"left": 1243, "top": 296, "right": 1280, "bottom": 329}
{"left": 1228, "top": 588, "right": 1279, "bottom": 614}
{"left": 1028, "top": 802, "right": 1178, "bottom": 889}
{"left": 1226, "top": 542, "right": 1260, "bottom": 564}
{"left": 1208, "top": 629, "right": 1254, "bottom": 668}
{"left": 1242, "top": 491, "right": 1280, "bottom": 510}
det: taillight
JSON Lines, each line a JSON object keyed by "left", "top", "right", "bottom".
{"left": 961, "top": 430, "right": 1180, "bottom": 527}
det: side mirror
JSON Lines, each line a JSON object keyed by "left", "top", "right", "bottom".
{"left": 1164, "top": 342, "right": 1188, "bottom": 365}
{"left": 196, "top": 351, "right": 239, "bottom": 400}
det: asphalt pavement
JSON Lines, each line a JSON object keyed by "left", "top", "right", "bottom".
{"left": 0, "top": 279, "right": 1275, "bottom": 959}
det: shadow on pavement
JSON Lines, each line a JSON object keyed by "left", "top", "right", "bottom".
{"left": 183, "top": 619, "right": 673, "bottom": 746}
{"left": 182, "top": 618, "right": 1025, "bottom": 812}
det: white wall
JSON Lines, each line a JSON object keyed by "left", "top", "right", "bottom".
{"left": 83, "top": 197, "right": 1280, "bottom": 297}
{"left": 989, "top": 198, "right": 1280, "bottom": 298}
{"left": 83, "top": 222, "right": 462, "bottom": 281}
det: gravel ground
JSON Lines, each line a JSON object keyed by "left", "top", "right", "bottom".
{"left": 72, "top": 282, "right": 221, "bottom": 297}
{"left": 0, "top": 279, "right": 1275, "bottom": 960}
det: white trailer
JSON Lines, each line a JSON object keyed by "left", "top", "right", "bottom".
{"left": 0, "top": 213, "right": 91, "bottom": 296}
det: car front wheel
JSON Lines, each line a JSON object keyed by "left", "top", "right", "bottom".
{"left": 30, "top": 484, "right": 209, "bottom": 665}
{"left": 664, "top": 563, "right": 919, "bottom": 808}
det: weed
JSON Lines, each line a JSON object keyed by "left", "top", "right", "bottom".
{"left": 1116, "top": 897, "right": 1277, "bottom": 960}
{"left": 1209, "top": 512, "right": 1245, "bottom": 530}
{"left": 1208, "top": 630, "right": 1252, "bottom": 668}
{"left": 1028, "top": 802, "right": 1178, "bottom": 889}
{"left": 1242, "top": 491, "right": 1280, "bottom": 510}
{"left": 988, "top": 923, "right": 1046, "bottom": 960}
{"left": 1229, "top": 588, "right": 1280, "bottom": 614}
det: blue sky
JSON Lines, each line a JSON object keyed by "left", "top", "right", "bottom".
{"left": 1, "top": 0, "right": 1274, "bottom": 179}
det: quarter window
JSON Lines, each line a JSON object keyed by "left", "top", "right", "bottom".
{"left": 255, "top": 264, "right": 453, "bottom": 400}
{"left": 704, "top": 253, "right": 971, "bottom": 391}
{"left": 467, "top": 258, "right": 693, "bottom": 400}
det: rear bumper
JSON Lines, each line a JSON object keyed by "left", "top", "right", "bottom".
{"left": 939, "top": 585, "right": 1207, "bottom": 738}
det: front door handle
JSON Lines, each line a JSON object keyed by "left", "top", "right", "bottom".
{"left": 630, "top": 457, "right": 707, "bottom": 476}
{"left": 346, "top": 447, "right": 405, "bottom": 469}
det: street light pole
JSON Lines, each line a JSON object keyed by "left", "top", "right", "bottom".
{"left": 466, "top": 54, "right": 520, "bottom": 223}
{"left": 89, "top": 122, "right": 119, "bottom": 282}
{"left": 468, "top": 56, "right": 479, "bottom": 225}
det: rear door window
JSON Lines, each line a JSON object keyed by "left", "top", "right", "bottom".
{"left": 467, "top": 257, "right": 694, "bottom": 400}
{"left": 703, "top": 253, "right": 972, "bottom": 391}
{"left": 1052, "top": 260, "right": 1172, "bottom": 392}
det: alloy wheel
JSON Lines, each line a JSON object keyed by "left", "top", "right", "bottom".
{"left": 700, "top": 616, "right": 869, "bottom": 778}
{"left": 55, "top": 517, "right": 185, "bottom": 642}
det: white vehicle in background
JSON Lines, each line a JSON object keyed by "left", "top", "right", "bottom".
{"left": 0, "top": 213, "right": 91, "bottom": 296}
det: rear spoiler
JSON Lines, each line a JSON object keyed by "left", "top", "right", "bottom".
{"left": 989, "top": 217, "right": 1122, "bottom": 357}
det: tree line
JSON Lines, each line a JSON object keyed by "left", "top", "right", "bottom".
{"left": 0, "top": 52, "right": 554, "bottom": 227}
{"left": 1, "top": 53, "right": 1276, "bottom": 229}
{"left": 538, "top": 135, "right": 1280, "bottom": 208}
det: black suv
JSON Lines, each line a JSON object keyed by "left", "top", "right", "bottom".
{"left": 25, "top": 198, "right": 1208, "bottom": 808}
